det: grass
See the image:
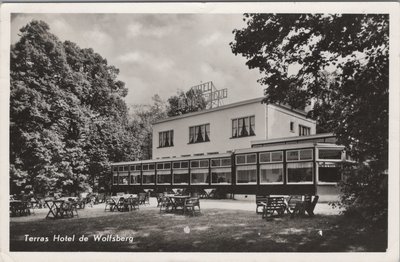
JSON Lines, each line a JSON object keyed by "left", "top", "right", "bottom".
{"left": 9, "top": 203, "right": 387, "bottom": 252}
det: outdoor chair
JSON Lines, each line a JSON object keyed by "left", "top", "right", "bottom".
{"left": 117, "top": 197, "right": 129, "bottom": 212}
{"left": 263, "top": 197, "right": 286, "bottom": 219}
{"left": 104, "top": 198, "right": 117, "bottom": 212}
{"left": 255, "top": 195, "right": 269, "bottom": 214}
{"left": 129, "top": 197, "right": 140, "bottom": 210}
{"left": 183, "top": 197, "right": 201, "bottom": 216}
{"left": 156, "top": 193, "right": 163, "bottom": 207}
{"left": 138, "top": 193, "right": 147, "bottom": 205}
{"left": 60, "top": 201, "right": 78, "bottom": 218}
{"left": 305, "top": 195, "right": 319, "bottom": 217}
{"left": 159, "top": 196, "right": 173, "bottom": 213}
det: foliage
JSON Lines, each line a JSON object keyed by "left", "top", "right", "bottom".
{"left": 10, "top": 20, "right": 140, "bottom": 195}
{"left": 131, "top": 94, "right": 168, "bottom": 159}
{"left": 231, "top": 14, "right": 388, "bottom": 224}
{"left": 167, "top": 88, "right": 207, "bottom": 117}
{"left": 333, "top": 163, "right": 388, "bottom": 227}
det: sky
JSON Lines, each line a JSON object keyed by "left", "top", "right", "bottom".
{"left": 11, "top": 13, "right": 264, "bottom": 111}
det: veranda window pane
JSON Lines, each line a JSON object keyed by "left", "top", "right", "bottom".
{"left": 130, "top": 172, "right": 140, "bottom": 184}
{"left": 287, "top": 151, "right": 299, "bottom": 161}
{"left": 221, "top": 158, "right": 231, "bottom": 166}
{"left": 142, "top": 171, "right": 155, "bottom": 184}
{"left": 246, "top": 154, "right": 256, "bottom": 164}
{"left": 259, "top": 152, "right": 270, "bottom": 163}
{"left": 287, "top": 162, "right": 313, "bottom": 183}
{"left": 191, "top": 169, "right": 209, "bottom": 184}
{"left": 236, "top": 165, "right": 257, "bottom": 183}
{"left": 200, "top": 160, "right": 209, "bottom": 168}
{"left": 118, "top": 173, "right": 128, "bottom": 185}
{"left": 211, "top": 159, "right": 220, "bottom": 167}
{"left": 300, "top": 149, "right": 313, "bottom": 160}
{"left": 157, "top": 170, "right": 171, "bottom": 184}
{"left": 236, "top": 155, "right": 246, "bottom": 164}
{"left": 260, "top": 164, "right": 283, "bottom": 183}
{"left": 318, "top": 149, "right": 342, "bottom": 160}
{"left": 173, "top": 169, "right": 189, "bottom": 184}
{"left": 318, "top": 162, "right": 341, "bottom": 182}
{"left": 271, "top": 152, "right": 283, "bottom": 162}
{"left": 211, "top": 168, "right": 232, "bottom": 184}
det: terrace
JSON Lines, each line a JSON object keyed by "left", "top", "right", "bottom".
{"left": 9, "top": 198, "right": 386, "bottom": 252}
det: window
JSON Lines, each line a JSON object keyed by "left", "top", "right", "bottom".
{"left": 172, "top": 161, "right": 189, "bottom": 184}
{"left": 211, "top": 167, "right": 232, "bottom": 184}
{"left": 287, "top": 162, "right": 313, "bottom": 183}
{"left": 232, "top": 116, "right": 255, "bottom": 138}
{"left": 318, "top": 162, "right": 342, "bottom": 183}
{"left": 130, "top": 165, "right": 141, "bottom": 171}
{"left": 190, "top": 159, "right": 209, "bottom": 168}
{"left": 299, "top": 125, "right": 311, "bottom": 136}
{"left": 118, "top": 173, "right": 128, "bottom": 185}
{"left": 235, "top": 153, "right": 257, "bottom": 165}
{"left": 142, "top": 171, "right": 155, "bottom": 184}
{"left": 286, "top": 149, "right": 313, "bottom": 161}
{"left": 142, "top": 163, "right": 155, "bottom": 171}
{"left": 260, "top": 164, "right": 284, "bottom": 184}
{"left": 130, "top": 172, "right": 140, "bottom": 184}
{"left": 211, "top": 157, "right": 231, "bottom": 167}
{"left": 113, "top": 174, "right": 118, "bottom": 185}
{"left": 259, "top": 151, "right": 283, "bottom": 163}
{"left": 157, "top": 162, "right": 171, "bottom": 170}
{"left": 290, "top": 121, "right": 295, "bottom": 132}
{"left": 236, "top": 165, "right": 257, "bottom": 184}
{"left": 191, "top": 169, "right": 209, "bottom": 184}
{"left": 173, "top": 169, "right": 189, "bottom": 184}
{"left": 318, "top": 149, "right": 342, "bottom": 160}
{"left": 190, "top": 159, "right": 209, "bottom": 184}
{"left": 157, "top": 170, "right": 171, "bottom": 184}
{"left": 189, "top": 124, "right": 210, "bottom": 143}
{"left": 159, "top": 130, "right": 174, "bottom": 148}
{"left": 113, "top": 166, "right": 118, "bottom": 172}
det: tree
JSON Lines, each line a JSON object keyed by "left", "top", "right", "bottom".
{"left": 167, "top": 88, "right": 207, "bottom": 117}
{"left": 131, "top": 94, "right": 168, "bottom": 159}
{"left": 10, "top": 20, "right": 141, "bottom": 195}
{"left": 231, "top": 14, "right": 388, "bottom": 224}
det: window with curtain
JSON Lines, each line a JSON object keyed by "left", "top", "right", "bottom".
{"left": 287, "top": 162, "right": 313, "bottom": 183}
{"left": 236, "top": 165, "right": 257, "bottom": 184}
{"left": 232, "top": 116, "right": 255, "bottom": 138}
{"left": 189, "top": 124, "right": 210, "bottom": 143}
{"left": 299, "top": 125, "right": 311, "bottom": 136}
{"left": 118, "top": 173, "right": 129, "bottom": 185}
{"left": 211, "top": 167, "right": 232, "bottom": 184}
{"left": 190, "top": 169, "right": 209, "bottom": 184}
{"left": 159, "top": 130, "right": 174, "bottom": 148}
{"left": 142, "top": 171, "right": 155, "bottom": 184}
{"left": 173, "top": 169, "right": 189, "bottom": 184}
{"left": 130, "top": 172, "right": 140, "bottom": 184}
{"left": 260, "top": 164, "right": 284, "bottom": 183}
{"left": 157, "top": 170, "right": 171, "bottom": 184}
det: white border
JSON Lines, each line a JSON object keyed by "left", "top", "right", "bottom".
{"left": 1, "top": 2, "right": 399, "bottom": 262}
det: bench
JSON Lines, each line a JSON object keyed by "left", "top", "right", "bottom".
{"left": 262, "top": 197, "right": 286, "bottom": 219}
{"left": 256, "top": 195, "right": 269, "bottom": 214}
{"left": 288, "top": 195, "right": 319, "bottom": 217}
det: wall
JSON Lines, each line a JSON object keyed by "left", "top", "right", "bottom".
{"left": 266, "top": 105, "right": 316, "bottom": 139}
{"left": 152, "top": 101, "right": 267, "bottom": 159}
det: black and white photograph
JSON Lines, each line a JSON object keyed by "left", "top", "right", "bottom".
{"left": 1, "top": 2, "right": 399, "bottom": 261}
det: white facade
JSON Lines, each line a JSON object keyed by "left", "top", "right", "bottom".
{"left": 152, "top": 97, "right": 316, "bottom": 159}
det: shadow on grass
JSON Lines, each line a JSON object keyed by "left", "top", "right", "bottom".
{"left": 10, "top": 208, "right": 387, "bottom": 252}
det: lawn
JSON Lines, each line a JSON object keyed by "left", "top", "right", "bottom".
{"left": 9, "top": 200, "right": 387, "bottom": 252}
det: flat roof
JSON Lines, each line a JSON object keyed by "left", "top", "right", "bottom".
{"left": 236, "top": 142, "right": 344, "bottom": 154}
{"left": 110, "top": 152, "right": 232, "bottom": 166}
{"left": 251, "top": 133, "right": 335, "bottom": 145}
{"left": 153, "top": 97, "right": 309, "bottom": 125}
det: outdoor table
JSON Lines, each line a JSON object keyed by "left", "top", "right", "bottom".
{"left": 167, "top": 195, "right": 191, "bottom": 212}
{"left": 45, "top": 200, "right": 66, "bottom": 219}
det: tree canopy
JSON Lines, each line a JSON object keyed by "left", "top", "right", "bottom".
{"left": 10, "top": 20, "right": 141, "bottom": 195}
{"left": 231, "top": 14, "right": 388, "bottom": 170}
{"left": 167, "top": 88, "right": 207, "bottom": 117}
